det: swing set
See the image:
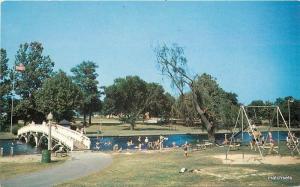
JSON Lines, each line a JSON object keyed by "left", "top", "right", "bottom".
{"left": 226, "top": 105, "right": 300, "bottom": 159}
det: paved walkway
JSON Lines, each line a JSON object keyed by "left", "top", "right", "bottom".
{"left": 1, "top": 152, "right": 112, "bottom": 187}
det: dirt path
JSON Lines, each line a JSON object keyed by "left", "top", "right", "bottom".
{"left": 214, "top": 154, "right": 300, "bottom": 165}
{"left": 1, "top": 152, "right": 112, "bottom": 187}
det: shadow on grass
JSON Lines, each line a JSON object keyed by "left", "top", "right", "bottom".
{"left": 121, "top": 127, "right": 174, "bottom": 131}
{"left": 89, "top": 123, "right": 122, "bottom": 126}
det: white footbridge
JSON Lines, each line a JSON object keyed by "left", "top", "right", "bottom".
{"left": 18, "top": 123, "right": 91, "bottom": 151}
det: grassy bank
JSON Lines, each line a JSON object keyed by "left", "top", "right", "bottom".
{"left": 85, "top": 121, "right": 300, "bottom": 137}
{"left": 59, "top": 148, "right": 300, "bottom": 186}
{"left": 0, "top": 132, "right": 17, "bottom": 140}
{"left": 0, "top": 155, "right": 67, "bottom": 180}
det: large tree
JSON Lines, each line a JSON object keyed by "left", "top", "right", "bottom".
{"left": 0, "top": 49, "right": 11, "bottom": 130}
{"left": 145, "top": 83, "right": 175, "bottom": 120}
{"left": 36, "top": 71, "right": 82, "bottom": 121}
{"left": 71, "top": 61, "right": 101, "bottom": 125}
{"left": 193, "top": 74, "right": 239, "bottom": 131}
{"left": 103, "top": 76, "right": 148, "bottom": 130}
{"left": 155, "top": 44, "right": 238, "bottom": 141}
{"left": 14, "top": 42, "right": 55, "bottom": 123}
{"left": 103, "top": 76, "right": 172, "bottom": 130}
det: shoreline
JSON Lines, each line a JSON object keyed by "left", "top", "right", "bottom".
{"left": 1, "top": 128, "right": 299, "bottom": 140}
{"left": 86, "top": 128, "right": 300, "bottom": 138}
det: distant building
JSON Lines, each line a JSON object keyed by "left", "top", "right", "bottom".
{"left": 58, "top": 119, "right": 71, "bottom": 128}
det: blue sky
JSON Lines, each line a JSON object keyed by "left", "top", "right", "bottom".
{"left": 1, "top": 1, "right": 300, "bottom": 104}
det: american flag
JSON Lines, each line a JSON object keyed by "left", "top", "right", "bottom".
{"left": 16, "top": 63, "right": 25, "bottom": 72}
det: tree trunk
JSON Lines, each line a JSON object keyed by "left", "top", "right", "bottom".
{"left": 83, "top": 112, "right": 87, "bottom": 126}
{"left": 130, "top": 123, "right": 135, "bottom": 130}
{"left": 191, "top": 89, "right": 215, "bottom": 142}
{"left": 88, "top": 108, "right": 92, "bottom": 125}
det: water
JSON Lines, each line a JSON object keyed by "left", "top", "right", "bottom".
{"left": 89, "top": 131, "right": 298, "bottom": 151}
{"left": 0, "top": 139, "right": 43, "bottom": 156}
{"left": 0, "top": 131, "right": 298, "bottom": 155}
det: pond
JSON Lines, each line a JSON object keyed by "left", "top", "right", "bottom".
{"left": 0, "top": 131, "right": 298, "bottom": 156}
{"left": 89, "top": 131, "right": 295, "bottom": 151}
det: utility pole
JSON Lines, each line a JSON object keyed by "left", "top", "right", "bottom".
{"left": 10, "top": 69, "right": 15, "bottom": 133}
{"left": 10, "top": 63, "right": 25, "bottom": 133}
{"left": 288, "top": 99, "right": 294, "bottom": 129}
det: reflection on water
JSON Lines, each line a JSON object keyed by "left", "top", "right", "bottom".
{"left": 0, "top": 131, "right": 298, "bottom": 155}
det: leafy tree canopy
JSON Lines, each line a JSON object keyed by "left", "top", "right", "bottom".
{"left": 0, "top": 48, "right": 10, "bottom": 129}
{"left": 71, "top": 61, "right": 101, "bottom": 125}
{"left": 14, "top": 42, "right": 55, "bottom": 123}
{"left": 103, "top": 76, "right": 174, "bottom": 129}
{"left": 36, "top": 71, "right": 82, "bottom": 121}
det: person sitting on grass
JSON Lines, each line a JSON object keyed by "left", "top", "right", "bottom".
{"left": 55, "top": 145, "right": 65, "bottom": 156}
{"left": 154, "top": 140, "right": 160, "bottom": 150}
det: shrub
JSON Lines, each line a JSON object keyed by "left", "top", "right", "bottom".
{"left": 12, "top": 125, "right": 22, "bottom": 135}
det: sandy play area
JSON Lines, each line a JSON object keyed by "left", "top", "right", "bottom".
{"left": 214, "top": 154, "right": 300, "bottom": 165}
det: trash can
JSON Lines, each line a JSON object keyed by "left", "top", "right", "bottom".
{"left": 41, "top": 150, "right": 51, "bottom": 163}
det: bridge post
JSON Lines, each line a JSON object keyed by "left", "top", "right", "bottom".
{"left": 34, "top": 136, "right": 39, "bottom": 147}
{"left": 25, "top": 135, "right": 28, "bottom": 143}
{"left": 10, "top": 147, "right": 14, "bottom": 156}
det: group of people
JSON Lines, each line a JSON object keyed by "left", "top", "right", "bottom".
{"left": 126, "top": 135, "right": 168, "bottom": 151}
{"left": 248, "top": 128, "right": 278, "bottom": 154}
{"left": 95, "top": 137, "right": 112, "bottom": 150}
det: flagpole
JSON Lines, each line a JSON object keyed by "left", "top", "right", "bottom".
{"left": 10, "top": 66, "right": 15, "bottom": 134}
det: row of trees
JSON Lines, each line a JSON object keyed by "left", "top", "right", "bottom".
{"left": 247, "top": 98, "right": 300, "bottom": 125}
{"left": 1, "top": 42, "right": 299, "bottom": 141}
{"left": 0, "top": 42, "right": 176, "bottom": 131}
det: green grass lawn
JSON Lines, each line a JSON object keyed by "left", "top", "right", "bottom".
{"left": 58, "top": 147, "right": 300, "bottom": 187}
{"left": 85, "top": 122, "right": 211, "bottom": 137}
{"left": 0, "top": 132, "right": 17, "bottom": 140}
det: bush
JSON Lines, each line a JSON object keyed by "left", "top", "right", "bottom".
{"left": 12, "top": 125, "right": 22, "bottom": 135}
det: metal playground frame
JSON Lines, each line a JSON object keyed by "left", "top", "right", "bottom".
{"left": 226, "top": 105, "right": 300, "bottom": 159}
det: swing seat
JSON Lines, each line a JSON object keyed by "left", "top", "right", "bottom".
{"left": 229, "top": 144, "right": 240, "bottom": 150}
{"left": 262, "top": 143, "right": 278, "bottom": 153}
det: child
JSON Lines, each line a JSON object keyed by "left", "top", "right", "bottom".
{"left": 183, "top": 142, "right": 188, "bottom": 158}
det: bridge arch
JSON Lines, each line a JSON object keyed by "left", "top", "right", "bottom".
{"left": 19, "top": 135, "right": 28, "bottom": 143}
{"left": 37, "top": 134, "right": 48, "bottom": 147}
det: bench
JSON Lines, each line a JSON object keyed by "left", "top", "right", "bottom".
{"left": 55, "top": 147, "right": 68, "bottom": 157}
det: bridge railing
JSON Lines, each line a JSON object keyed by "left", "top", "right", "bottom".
{"left": 18, "top": 124, "right": 74, "bottom": 150}
{"left": 54, "top": 124, "right": 91, "bottom": 149}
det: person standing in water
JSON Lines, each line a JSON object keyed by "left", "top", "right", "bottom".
{"left": 144, "top": 137, "right": 149, "bottom": 149}
{"left": 138, "top": 136, "right": 142, "bottom": 150}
